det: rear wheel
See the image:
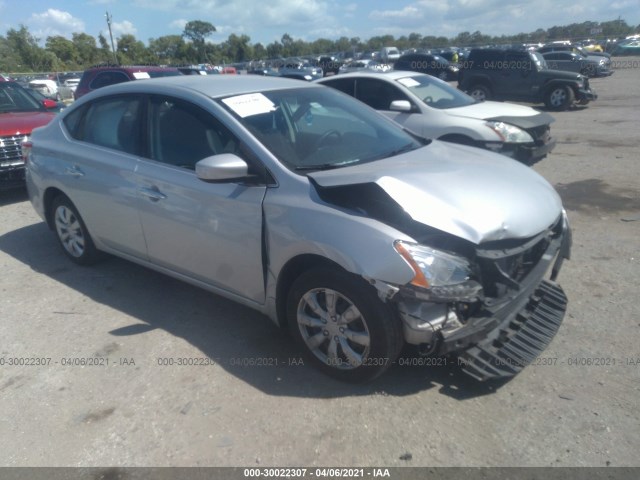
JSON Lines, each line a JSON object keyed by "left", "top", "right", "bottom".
{"left": 468, "top": 84, "right": 490, "bottom": 101}
{"left": 52, "top": 196, "right": 101, "bottom": 265}
{"left": 544, "top": 86, "right": 575, "bottom": 111}
{"left": 287, "top": 267, "right": 404, "bottom": 382}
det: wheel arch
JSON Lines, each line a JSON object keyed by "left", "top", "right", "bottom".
{"left": 274, "top": 254, "right": 350, "bottom": 328}
{"left": 542, "top": 79, "right": 579, "bottom": 97}
{"left": 43, "top": 187, "right": 68, "bottom": 230}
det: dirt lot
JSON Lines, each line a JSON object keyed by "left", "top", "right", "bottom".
{"left": 1, "top": 61, "right": 639, "bottom": 469}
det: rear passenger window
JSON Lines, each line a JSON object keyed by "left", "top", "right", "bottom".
{"left": 68, "top": 95, "right": 143, "bottom": 155}
{"left": 89, "top": 71, "right": 130, "bottom": 90}
{"left": 322, "top": 78, "right": 355, "bottom": 97}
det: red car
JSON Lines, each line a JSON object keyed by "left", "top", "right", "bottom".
{"left": 0, "top": 82, "right": 56, "bottom": 189}
{"left": 74, "top": 65, "right": 182, "bottom": 100}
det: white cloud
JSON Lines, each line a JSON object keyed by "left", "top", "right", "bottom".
{"left": 112, "top": 20, "right": 137, "bottom": 36}
{"left": 370, "top": 6, "right": 421, "bottom": 20}
{"left": 28, "top": 9, "right": 85, "bottom": 40}
{"left": 132, "top": 0, "right": 332, "bottom": 31}
{"left": 169, "top": 19, "right": 188, "bottom": 31}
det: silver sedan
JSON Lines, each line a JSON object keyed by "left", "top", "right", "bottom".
{"left": 25, "top": 75, "right": 571, "bottom": 382}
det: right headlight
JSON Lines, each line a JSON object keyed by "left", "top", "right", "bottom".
{"left": 394, "top": 241, "right": 471, "bottom": 289}
{"left": 484, "top": 121, "right": 533, "bottom": 143}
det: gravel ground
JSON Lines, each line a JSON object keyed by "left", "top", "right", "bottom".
{"left": 1, "top": 60, "right": 639, "bottom": 469}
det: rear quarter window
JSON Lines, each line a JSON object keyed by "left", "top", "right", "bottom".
{"left": 89, "top": 71, "right": 130, "bottom": 90}
{"left": 64, "top": 95, "right": 143, "bottom": 156}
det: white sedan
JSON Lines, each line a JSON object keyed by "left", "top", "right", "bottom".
{"left": 317, "top": 71, "right": 556, "bottom": 163}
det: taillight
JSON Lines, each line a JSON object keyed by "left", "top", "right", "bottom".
{"left": 22, "top": 139, "right": 32, "bottom": 166}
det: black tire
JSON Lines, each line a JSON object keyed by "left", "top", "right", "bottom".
{"left": 468, "top": 84, "right": 490, "bottom": 101}
{"left": 286, "top": 267, "right": 404, "bottom": 382}
{"left": 51, "top": 195, "right": 101, "bottom": 265}
{"left": 544, "top": 85, "right": 575, "bottom": 111}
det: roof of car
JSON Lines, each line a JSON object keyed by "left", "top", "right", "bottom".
{"left": 84, "top": 74, "right": 320, "bottom": 99}
{"left": 318, "top": 71, "right": 421, "bottom": 81}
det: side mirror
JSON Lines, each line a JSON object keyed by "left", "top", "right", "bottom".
{"left": 389, "top": 100, "right": 413, "bottom": 112}
{"left": 196, "top": 154, "right": 249, "bottom": 182}
{"left": 42, "top": 98, "right": 58, "bottom": 109}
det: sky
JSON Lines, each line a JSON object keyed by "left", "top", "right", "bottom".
{"left": 0, "top": 0, "right": 638, "bottom": 47}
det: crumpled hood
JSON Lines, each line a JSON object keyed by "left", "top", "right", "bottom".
{"left": 446, "top": 101, "right": 555, "bottom": 129}
{"left": 0, "top": 111, "right": 56, "bottom": 136}
{"left": 309, "top": 140, "right": 563, "bottom": 244}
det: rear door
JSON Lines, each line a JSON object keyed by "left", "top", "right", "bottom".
{"left": 59, "top": 94, "right": 147, "bottom": 258}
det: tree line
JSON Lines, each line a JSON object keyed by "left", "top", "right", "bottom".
{"left": 0, "top": 18, "right": 637, "bottom": 73}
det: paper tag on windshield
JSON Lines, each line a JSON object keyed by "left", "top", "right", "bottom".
{"left": 397, "top": 77, "right": 420, "bottom": 88}
{"left": 222, "top": 93, "right": 276, "bottom": 118}
{"left": 132, "top": 72, "right": 151, "bottom": 79}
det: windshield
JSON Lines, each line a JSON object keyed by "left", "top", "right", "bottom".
{"left": 396, "top": 74, "right": 475, "bottom": 109}
{"left": 219, "top": 87, "right": 423, "bottom": 172}
{"left": 0, "top": 83, "right": 44, "bottom": 113}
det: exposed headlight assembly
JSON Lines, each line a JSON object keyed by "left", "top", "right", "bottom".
{"left": 394, "top": 241, "right": 471, "bottom": 288}
{"left": 395, "top": 242, "right": 484, "bottom": 302}
{"left": 485, "top": 121, "right": 533, "bottom": 143}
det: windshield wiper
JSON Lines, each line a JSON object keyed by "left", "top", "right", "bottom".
{"left": 295, "top": 163, "right": 343, "bottom": 171}
{"left": 364, "top": 142, "right": 419, "bottom": 162}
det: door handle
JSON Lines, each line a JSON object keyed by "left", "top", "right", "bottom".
{"left": 64, "top": 165, "right": 84, "bottom": 177}
{"left": 138, "top": 186, "right": 167, "bottom": 202}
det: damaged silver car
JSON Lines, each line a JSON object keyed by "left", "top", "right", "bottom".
{"left": 25, "top": 76, "right": 571, "bottom": 382}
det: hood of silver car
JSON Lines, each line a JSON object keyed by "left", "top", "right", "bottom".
{"left": 308, "top": 140, "right": 563, "bottom": 244}
{"left": 446, "top": 101, "right": 555, "bottom": 129}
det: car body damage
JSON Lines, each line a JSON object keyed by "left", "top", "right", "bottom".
{"left": 307, "top": 141, "right": 571, "bottom": 380}
{"left": 309, "top": 141, "right": 563, "bottom": 244}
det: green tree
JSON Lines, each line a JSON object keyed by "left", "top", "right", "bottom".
{"left": 97, "top": 33, "right": 114, "bottom": 63}
{"left": 182, "top": 20, "right": 216, "bottom": 62}
{"left": 0, "top": 35, "right": 22, "bottom": 71}
{"left": 253, "top": 42, "right": 267, "bottom": 60}
{"left": 149, "top": 35, "right": 186, "bottom": 63}
{"left": 6, "top": 25, "right": 45, "bottom": 71}
{"left": 72, "top": 33, "right": 99, "bottom": 66}
{"left": 221, "top": 34, "right": 253, "bottom": 62}
{"left": 116, "top": 34, "right": 149, "bottom": 64}
{"left": 280, "top": 33, "right": 294, "bottom": 57}
{"left": 266, "top": 41, "right": 283, "bottom": 59}
{"left": 46, "top": 35, "right": 78, "bottom": 67}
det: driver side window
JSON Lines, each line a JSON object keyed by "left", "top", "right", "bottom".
{"left": 355, "top": 79, "right": 411, "bottom": 111}
{"left": 148, "top": 96, "right": 240, "bottom": 170}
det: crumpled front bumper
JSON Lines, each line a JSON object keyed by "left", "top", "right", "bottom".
{"left": 457, "top": 279, "right": 567, "bottom": 380}
{"left": 395, "top": 214, "right": 572, "bottom": 380}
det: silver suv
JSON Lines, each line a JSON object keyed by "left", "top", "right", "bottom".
{"left": 25, "top": 76, "right": 571, "bottom": 382}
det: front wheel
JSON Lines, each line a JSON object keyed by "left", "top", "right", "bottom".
{"left": 544, "top": 86, "right": 575, "bottom": 111}
{"left": 287, "top": 267, "right": 404, "bottom": 382}
{"left": 52, "top": 196, "right": 101, "bottom": 265}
